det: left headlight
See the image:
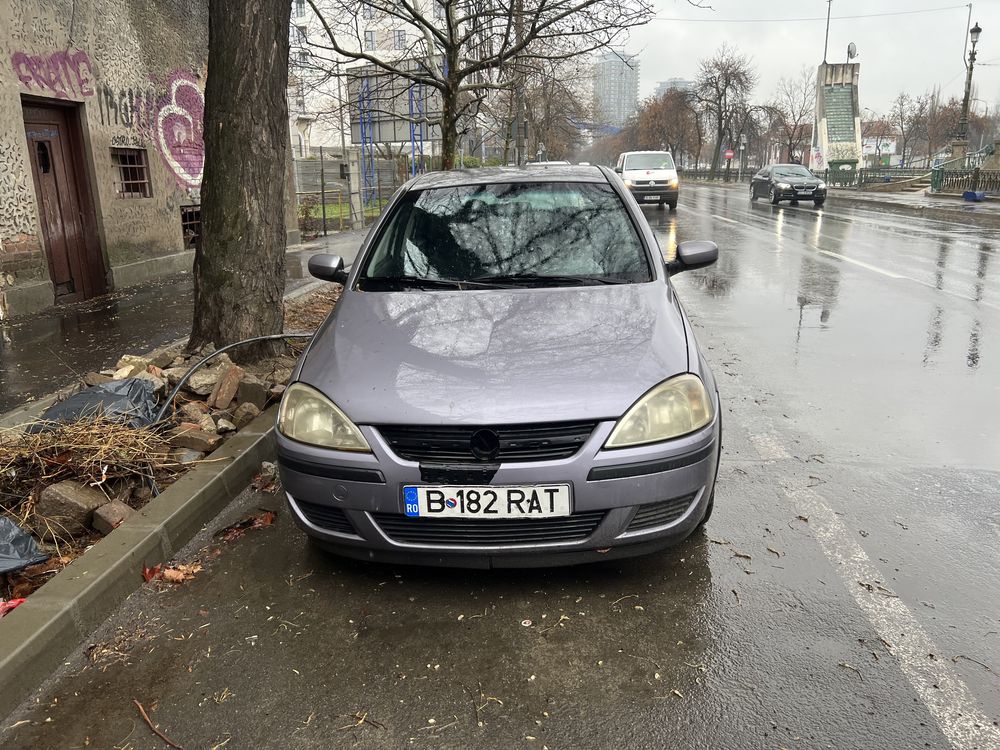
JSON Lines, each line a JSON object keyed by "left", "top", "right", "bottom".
{"left": 668, "top": 178, "right": 679, "bottom": 188}
{"left": 604, "top": 374, "right": 714, "bottom": 449}
{"left": 278, "top": 382, "right": 371, "bottom": 452}
{"left": 817, "top": 181, "right": 827, "bottom": 190}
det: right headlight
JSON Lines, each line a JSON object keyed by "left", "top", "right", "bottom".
{"left": 277, "top": 382, "right": 371, "bottom": 452}
{"left": 604, "top": 374, "right": 713, "bottom": 449}
{"left": 623, "top": 179, "right": 634, "bottom": 187}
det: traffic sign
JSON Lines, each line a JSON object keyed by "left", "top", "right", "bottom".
{"left": 724, "top": 149, "right": 735, "bottom": 160}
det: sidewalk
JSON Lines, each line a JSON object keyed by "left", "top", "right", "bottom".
{"left": 0, "top": 231, "right": 366, "bottom": 415}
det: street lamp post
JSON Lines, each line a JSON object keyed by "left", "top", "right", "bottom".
{"left": 959, "top": 22, "right": 983, "bottom": 140}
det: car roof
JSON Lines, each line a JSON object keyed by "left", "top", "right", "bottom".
{"left": 621, "top": 150, "right": 673, "bottom": 155}
{"left": 409, "top": 166, "right": 609, "bottom": 190}
{"left": 771, "top": 163, "right": 809, "bottom": 168}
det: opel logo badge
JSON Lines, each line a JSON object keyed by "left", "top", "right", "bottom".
{"left": 470, "top": 429, "right": 501, "bottom": 461}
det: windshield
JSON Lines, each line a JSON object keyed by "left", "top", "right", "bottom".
{"left": 624, "top": 153, "right": 675, "bottom": 171}
{"left": 773, "top": 165, "right": 813, "bottom": 178}
{"left": 359, "top": 182, "right": 652, "bottom": 288}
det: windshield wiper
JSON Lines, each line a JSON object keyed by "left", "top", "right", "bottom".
{"left": 359, "top": 276, "right": 498, "bottom": 291}
{"left": 471, "top": 273, "right": 630, "bottom": 287}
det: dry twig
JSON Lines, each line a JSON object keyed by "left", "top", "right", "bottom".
{"left": 133, "top": 699, "right": 185, "bottom": 749}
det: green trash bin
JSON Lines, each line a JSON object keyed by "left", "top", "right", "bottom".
{"left": 827, "top": 160, "right": 858, "bottom": 187}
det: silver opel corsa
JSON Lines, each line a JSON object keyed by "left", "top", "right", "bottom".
{"left": 276, "top": 166, "right": 721, "bottom": 568}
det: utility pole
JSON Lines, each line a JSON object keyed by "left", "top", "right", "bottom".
{"left": 823, "top": 0, "right": 832, "bottom": 63}
{"left": 513, "top": 0, "right": 525, "bottom": 165}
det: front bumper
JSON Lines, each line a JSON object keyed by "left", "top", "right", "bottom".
{"left": 277, "top": 415, "right": 720, "bottom": 568}
{"left": 774, "top": 187, "right": 826, "bottom": 201}
{"left": 627, "top": 185, "right": 679, "bottom": 203}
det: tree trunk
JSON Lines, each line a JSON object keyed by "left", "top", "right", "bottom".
{"left": 188, "top": 0, "right": 291, "bottom": 360}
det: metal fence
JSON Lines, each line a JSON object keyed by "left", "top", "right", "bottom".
{"left": 296, "top": 167, "right": 402, "bottom": 240}
{"left": 932, "top": 167, "right": 1000, "bottom": 194}
{"left": 679, "top": 167, "right": 761, "bottom": 184}
{"left": 855, "top": 167, "right": 930, "bottom": 187}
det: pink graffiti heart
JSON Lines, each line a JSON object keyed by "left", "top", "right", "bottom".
{"left": 155, "top": 73, "right": 205, "bottom": 189}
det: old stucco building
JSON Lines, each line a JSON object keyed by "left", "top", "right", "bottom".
{"left": 1, "top": 1, "right": 298, "bottom": 317}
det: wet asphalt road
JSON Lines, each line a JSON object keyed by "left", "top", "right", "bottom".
{"left": 3, "top": 184, "right": 999, "bottom": 749}
{"left": 0, "top": 232, "right": 365, "bottom": 414}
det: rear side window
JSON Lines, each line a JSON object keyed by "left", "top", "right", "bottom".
{"left": 625, "top": 153, "right": 675, "bottom": 171}
{"left": 360, "top": 181, "right": 652, "bottom": 285}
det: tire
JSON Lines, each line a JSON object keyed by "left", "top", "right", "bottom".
{"left": 696, "top": 489, "right": 715, "bottom": 529}
{"left": 790, "top": 200, "right": 799, "bottom": 206}
{"left": 814, "top": 199, "right": 825, "bottom": 208}
{"left": 657, "top": 200, "right": 666, "bottom": 210}
{"left": 750, "top": 186, "right": 757, "bottom": 202}
{"left": 667, "top": 201, "right": 677, "bottom": 211}
{"left": 769, "top": 187, "right": 780, "bottom": 205}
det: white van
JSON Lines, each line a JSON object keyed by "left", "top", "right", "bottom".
{"left": 614, "top": 151, "right": 679, "bottom": 210}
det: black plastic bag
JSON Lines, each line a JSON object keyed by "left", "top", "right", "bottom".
{"left": 29, "top": 378, "right": 159, "bottom": 432}
{"left": 0, "top": 517, "right": 49, "bottom": 575}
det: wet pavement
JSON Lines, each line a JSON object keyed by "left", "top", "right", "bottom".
{"left": 3, "top": 186, "right": 1000, "bottom": 749}
{"left": 0, "top": 232, "right": 365, "bottom": 414}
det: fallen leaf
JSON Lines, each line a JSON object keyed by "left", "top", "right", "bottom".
{"left": 142, "top": 564, "right": 162, "bottom": 582}
{"left": 161, "top": 563, "right": 203, "bottom": 584}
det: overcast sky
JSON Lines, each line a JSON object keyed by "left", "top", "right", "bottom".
{"left": 628, "top": 0, "right": 1000, "bottom": 114}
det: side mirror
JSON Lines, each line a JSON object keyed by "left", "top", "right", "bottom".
{"left": 614, "top": 166, "right": 623, "bottom": 174}
{"left": 666, "top": 240, "right": 718, "bottom": 275}
{"left": 308, "top": 253, "right": 348, "bottom": 284}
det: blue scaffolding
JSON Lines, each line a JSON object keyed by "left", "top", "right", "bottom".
{"left": 408, "top": 82, "right": 426, "bottom": 177}
{"left": 357, "top": 77, "right": 377, "bottom": 205}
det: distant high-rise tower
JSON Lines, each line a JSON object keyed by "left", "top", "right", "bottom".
{"left": 593, "top": 49, "right": 639, "bottom": 128}
{"left": 654, "top": 78, "right": 694, "bottom": 98}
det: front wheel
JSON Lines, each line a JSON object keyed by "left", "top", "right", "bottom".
{"left": 750, "top": 186, "right": 757, "bottom": 202}
{"left": 667, "top": 201, "right": 677, "bottom": 211}
{"left": 696, "top": 489, "right": 715, "bottom": 529}
{"left": 814, "top": 199, "right": 826, "bottom": 208}
{"left": 657, "top": 200, "right": 666, "bottom": 210}
{"left": 769, "top": 188, "right": 780, "bottom": 205}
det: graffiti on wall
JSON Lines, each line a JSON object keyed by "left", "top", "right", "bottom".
{"left": 8, "top": 51, "right": 206, "bottom": 190}
{"left": 155, "top": 73, "right": 205, "bottom": 189}
{"left": 11, "top": 49, "right": 95, "bottom": 99}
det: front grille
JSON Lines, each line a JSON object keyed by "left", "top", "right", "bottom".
{"left": 376, "top": 422, "right": 596, "bottom": 464}
{"left": 372, "top": 511, "right": 605, "bottom": 546}
{"left": 296, "top": 500, "right": 357, "bottom": 535}
{"left": 792, "top": 184, "right": 815, "bottom": 191}
{"left": 627, "top": 494, "right": 697, "bottom": 532}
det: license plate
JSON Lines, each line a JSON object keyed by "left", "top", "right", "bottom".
{"left": 797, "top": 190, "right": 812, "bottom": 196}
{"left": 402, "top": 485, "right": 571, "bottom": 518}
{"left": 643, "top": 195, "right": 658, "bottom": 201}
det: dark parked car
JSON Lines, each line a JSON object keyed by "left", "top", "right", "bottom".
{"left": 750, "top": 164, "right": 827, "bottom": 207}
{"left": 277, "top": 166, "right": 721, "bottom": 568}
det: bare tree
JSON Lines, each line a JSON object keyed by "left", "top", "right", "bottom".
{"left": 771, "top": 67, "right": 815, "bottom": 163}
{"left": 305, "top": 0, "right": 655, "bottom": 169}
{"left": 889, "top": 92, "right": 929, "bottom": 166}
{"left": 861, "top": 114, "right": 895, "bottom": 165}
{"left": 634, "top": 89, "right": 700, "bottom": 162}
{"left": 694, "top": 44, "right": 758, "bottom": 174}
{"left": 190, "top": 0, "right": 291, "bottom": 358}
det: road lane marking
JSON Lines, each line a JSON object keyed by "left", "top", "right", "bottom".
{"left": 784, "top": 485, "right": 1000, "bottom": 750}
{"left": 752, "top": 430, "right": 1000, "bottom": 749}
{"left": 816, "top": 249, "right": 905, "bottom": 279}
{"left": 711, "top": 214, "right": 740, "bottom": 225}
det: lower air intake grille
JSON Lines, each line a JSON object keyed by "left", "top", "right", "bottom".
{"left": 627, "top": 494, "right": 698, "bottom": 531}
{"left": 372, "top": 511, "right": 605, "bottom": 546}
{"left": 296, "top": 500, "right": 356, "bottom": 535}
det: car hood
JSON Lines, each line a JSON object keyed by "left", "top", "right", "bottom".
{"left": 774, "top": 173, "right": 821, "bottom": 184}
{"left": 297, "top": 284, "right": 690, "bottom": 426}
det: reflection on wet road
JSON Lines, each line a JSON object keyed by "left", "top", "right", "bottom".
{"left": 2, "top": 190, "right": 998, "bottom": 749}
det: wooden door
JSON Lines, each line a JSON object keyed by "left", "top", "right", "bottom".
{"left": 23, "top": 104, "right": 106, "bottom": 302}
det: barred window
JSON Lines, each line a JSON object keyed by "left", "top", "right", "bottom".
{"left": 110, "top": 148, "right": 152, "bottom": 199}
{"left": 394, "top": 29, "right": 407, "bottom": 50}
{"left": 364, "top": 30, "right": 376, "bottom": 51}
{"left": 181, "top": 205, "right": 201, "bottom": 249}
{"left": 434, "top": 1, "right": 446, "bottom": 20}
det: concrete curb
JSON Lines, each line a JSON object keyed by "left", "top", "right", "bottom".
{"left": 0, "top": 406, "right": 278, "bottom": 720}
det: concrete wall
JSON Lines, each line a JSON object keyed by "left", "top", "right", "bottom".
{"left": 1, "top": 0, "right": 299, "bottom": 316}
